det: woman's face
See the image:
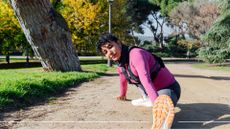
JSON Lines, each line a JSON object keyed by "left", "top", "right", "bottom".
{"left": 101, "top": 41, "right": 122, "bottom": 61}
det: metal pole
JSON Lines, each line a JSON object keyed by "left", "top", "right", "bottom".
{"left": 107, "top": 0, "right": 113, "bottom": 67}
{"left": 108, "top": 1, "right": 112, "bottom": 33}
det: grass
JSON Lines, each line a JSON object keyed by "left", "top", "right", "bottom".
{"left": 192, "top": 63, "right": 230, "bottom": 72}
{"left": 0, "top": 64, "right": 113, "bottom": 110}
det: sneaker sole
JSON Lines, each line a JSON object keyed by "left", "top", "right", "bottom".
{"left": 151, "top": 95, "right": 175, "bottom": 129}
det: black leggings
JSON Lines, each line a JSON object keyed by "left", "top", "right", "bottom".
{"left": 137, "top": 81, "right": 181, "bottom": 106}
{"left": 157, "top": 81, "right": 181, "bottom": 106}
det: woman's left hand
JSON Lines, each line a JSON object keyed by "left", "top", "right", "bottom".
{"left": 116, "top": 95, "right": 127, "bottom": 101}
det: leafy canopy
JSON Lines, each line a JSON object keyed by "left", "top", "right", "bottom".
{"left": 60, "top": 0, "right": 107, "bottom": 55}
{"left": 199, "top": 0, "right": 230, "bottom": 64}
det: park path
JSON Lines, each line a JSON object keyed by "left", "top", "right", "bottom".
{"left": 1, "top": 63, "right": 230, "bottom": 129}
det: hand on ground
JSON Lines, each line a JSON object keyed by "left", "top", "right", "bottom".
{"left": 116, "top": 95, "right": 127, "bottom": 101}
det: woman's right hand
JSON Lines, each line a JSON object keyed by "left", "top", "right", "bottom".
{"left": 116, "top": 95, "right": 127, "bottom": 101}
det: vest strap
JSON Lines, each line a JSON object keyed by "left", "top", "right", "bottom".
{"left": 121, "top": 46, "right": 165, "bottom": 86}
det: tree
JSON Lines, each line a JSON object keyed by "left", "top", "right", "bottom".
{"left": 149, "top": 0, "right": 186, "bottom": 16}
{"left": 0, "top": 0, "right": 20, "bottom": 63}
{"left": 145, "top": 0, "right": 190, "bottom": 48}
{"left": 144, "top": 11, "right": 166, "bottom": 48}
{"left": 199, "top": 0, "right": 230, "bottom": 64}
{"left": 169, "top": 0, "right": 220, "bottom": 40}
{"left": 60, "top": 0, "right": 107, "bottom": 55}
{"left": 177, "top": 39, "right": 200, "bottom": 58}
{"left": 125, "top": 0, "right": 158, "bottom": 45}
{"left": 9, "top": 0, "right": 81, "bottom": 71}
{"left": 126, "top": 0, "right": 168, "bottom": 48}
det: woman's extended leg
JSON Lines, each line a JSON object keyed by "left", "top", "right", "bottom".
{"left": 151, "top": 95, "right": 174, "bottom": 129}
{"left": 151, "top": 82, "right": 181, "bottom": 129}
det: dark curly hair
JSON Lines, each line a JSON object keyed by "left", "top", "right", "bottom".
{"left": 96, "top": 32, "right": 119, "bottom": 53}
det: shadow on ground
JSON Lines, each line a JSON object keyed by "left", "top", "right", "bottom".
{"left": 95, "top": 72, "right": 118, "bottom": 77}
{"left": 0, "top": 60, "right": 108, "bottom": 69}
{"left": 173, "top": 103, "right": 230, "bottom": 128}
{"left": 0, "top": 62, "right": 41, "bottom": 69}
{"left": 174, "top": 74, "right": 230, "bottom": 80}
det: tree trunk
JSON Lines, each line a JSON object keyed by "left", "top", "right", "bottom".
{"left": 9, "top": 0, "right": 81, "bottom": 71}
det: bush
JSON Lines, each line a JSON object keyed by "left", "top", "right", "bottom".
{"left": 166, "top": 37, "right": 187, "bottom": 57}
{"left": 140, "top": 42, "right": 171, "bottom": 57}
{"left": 138, "top": 36, "right": 200, "bottom": 58}
{"left": 198, "top": 46, "right": 230, "bottom": 64}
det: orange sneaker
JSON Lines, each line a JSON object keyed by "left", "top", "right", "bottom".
{"left": 151, "top": 95, "right": 175, "bottom": 129}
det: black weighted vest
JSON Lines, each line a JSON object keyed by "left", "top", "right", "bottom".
{"left": 120, "top": 46, "right": 165, "bottom": 86}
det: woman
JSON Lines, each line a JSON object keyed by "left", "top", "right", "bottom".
{"left": 96, "top": 32, "right": 181, "bottom": 129}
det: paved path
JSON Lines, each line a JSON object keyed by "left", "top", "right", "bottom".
{"left": 1, "top": 63, "right": 230, "bottom": 129}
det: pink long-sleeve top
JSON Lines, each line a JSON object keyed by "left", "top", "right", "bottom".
{"left": 117, "top": 47, "right": 175, "bottom": 103}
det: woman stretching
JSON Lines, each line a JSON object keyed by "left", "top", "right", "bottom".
{"left": 96, "top": 32, "right": 181, "bottom": 129}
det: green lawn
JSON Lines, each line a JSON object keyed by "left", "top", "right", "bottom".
{"left": 192, "top": 63, "right": 230, "bottom": 72}
{"left": 0, "top": 64, "right": 114, "bottom": 110}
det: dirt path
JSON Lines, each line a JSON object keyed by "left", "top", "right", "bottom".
{"left": 1, "top": 63, "right": 230, "bottom": 129}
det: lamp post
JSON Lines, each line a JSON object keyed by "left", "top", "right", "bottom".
{"left": 107, "top": 0, "right": 113, "bottom": 67}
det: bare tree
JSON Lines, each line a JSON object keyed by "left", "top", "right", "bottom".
{"left": 144, "top": 11, "right": 166, "bottom": 48}
{"left": 169, "top": 0, "right": 220, "bottom": 40}
{"left": 9, "top": 0, "right": 81, "bottom": 71}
